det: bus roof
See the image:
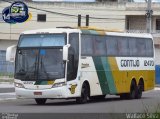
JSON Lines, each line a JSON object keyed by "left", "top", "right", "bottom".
{"left": 78, "top": 27, "right": 152, "bottom": 39}
{"left": 21, "top": 28, "right": 80, "bottom": 35}
{"left": 106, "top": 32, "right": 153, "bottom": 39}
{"left": 21, "top": 27, "right": 153, "bottom": 39}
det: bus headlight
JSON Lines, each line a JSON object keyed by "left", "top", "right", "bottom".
{"left": 14, "top": 82, "right": 25, "bottom": 88}
{"left": 52, "top": 82, "right": 66, "bottom": 88}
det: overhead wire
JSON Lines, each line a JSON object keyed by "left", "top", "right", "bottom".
{"left": 1, "top": 0, "right": 125, "bottom": 20}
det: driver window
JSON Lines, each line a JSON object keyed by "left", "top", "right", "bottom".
{"left": 67, "top": 33, "right": 79, "bottom": 81}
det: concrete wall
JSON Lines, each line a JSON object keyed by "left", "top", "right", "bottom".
{"left": 0, "top": 40, "right": 18, "bottom": 50}
{"left": 0, "top": 2, "right": 127, "bottom": 41}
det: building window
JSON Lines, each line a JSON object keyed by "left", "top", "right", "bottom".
{"left": 156, "top": 19, "right": 160, "bottom": 30}
{"left": 37, "top": 14, "right": 46, "bottom": 22}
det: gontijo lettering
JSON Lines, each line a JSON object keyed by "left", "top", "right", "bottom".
{"left": 121, "top": 60, "right": 140, "bottom": 67}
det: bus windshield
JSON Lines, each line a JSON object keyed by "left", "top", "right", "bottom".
{"left": 18, "top": 34, "right": 66, "bottom": 47}
{"left": 15, "top": 48, "right": 65, "bottom": 81}
{"left": 15, "top": 34, "right": 66, "bottom": 81}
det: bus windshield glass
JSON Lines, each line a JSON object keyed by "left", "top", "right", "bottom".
{"left": 15, "top": 33, "right": 66, "bottom": 81}
{"left": 15, "top": 49, "right": 65, "bottom": 81}
{"left": 18, "top": 34, "right": 66, "bottom": 47}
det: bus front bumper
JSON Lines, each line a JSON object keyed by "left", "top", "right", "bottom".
{"left": 15, "top": 86, "right": 70, "bottom": 99}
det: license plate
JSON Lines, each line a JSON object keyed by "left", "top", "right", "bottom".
{"left": 34, "top": 92, "right": 42, "bottom": 95}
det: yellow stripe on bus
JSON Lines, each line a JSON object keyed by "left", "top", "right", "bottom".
{"left": 108, "top": 57, "right": 155, "bottom": 94}
{"left": 48, "top": 81, "right": 55, "bottom": 85}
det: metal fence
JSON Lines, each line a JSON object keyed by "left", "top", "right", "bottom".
{"left": 0, "top": 50, "right": 14, "bottom": 80}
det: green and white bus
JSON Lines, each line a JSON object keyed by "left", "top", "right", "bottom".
{"left": 6, "top": 27, "right": 155, "bottom": 104}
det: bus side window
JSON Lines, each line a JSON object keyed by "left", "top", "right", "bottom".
{"left": 146, "top": 39, "right": 153, "bottom": 57}
{"left": 136, "top": 39, "right": 146, "bottom": 57}
{"left": 117, "top": 37, "right": 129, "bottom": 56}
{"left": 81, "top": 35, "right": 94, "bottom": 56}
{"left": 93, "top": 36, "right": 106, "bottom": 56}
{"left": 129, "top": 37, "right": 137, "bottom": 57}
{"left": 106, "top": 36, "right": 118, "bottom": 56}
{"left": 67, "top": 33, "right": 79, "bottom": 81}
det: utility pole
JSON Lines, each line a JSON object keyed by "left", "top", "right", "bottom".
{"left": 86, "top": 15, "right": 89, "bottom": 27}
{"left": 146, "top": 0, "right": 153, "bottom": 33}
{"left": 78, "top": 14, "right": 81, "bottom": 27}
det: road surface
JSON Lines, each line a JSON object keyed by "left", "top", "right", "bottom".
{"left": 0, "top": 88, "right": 160, "bottom": 113}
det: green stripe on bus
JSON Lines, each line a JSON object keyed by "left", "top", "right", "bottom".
{"left": 93, "top": 57, "right": 110, "bottom": 94}
{"left": 81, "top": 30, "right": 99, "bottom": 35}
{"left": 34, "top": 81, "right": 48, "bottom": 85}
{"left": 81, "top": 30, "right": 91, "bottom": 34}
{"left": 89, "top": 30, "right": 99, "bottom": 35}
{"left": 101, "top": 57, "right": 117, "bottom": 94}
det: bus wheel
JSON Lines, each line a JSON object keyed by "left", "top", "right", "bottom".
{"left": 128, "top": 81, "right": 137, "bottom": 99}
{"left": 35, "top": 98, "right": 47, "bottom": 105}
{"left": 76, "top": 83, "right": 89, "bottom": 104}
{"left": 135, "top": 85, "right": 142, "bottom": 99}
{"left": 120, "top": 93, "right": 127, "bottom": 99}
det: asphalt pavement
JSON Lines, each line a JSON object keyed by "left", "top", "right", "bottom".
{"left": 0, "top": 82, "right": 160, "bottom": 119}
{"left": 0, "top": 90, "right": 160, "bottom": 113}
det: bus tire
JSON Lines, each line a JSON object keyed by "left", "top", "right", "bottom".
{"left": 135, "top": 85, "right": 142, "bottom": 99}
{"left": 35, "top": 98, "right": 47, "bottom": 105}
{"left": 120, "top": 93, "right": 127, "bottom": 99}
{"left": 128, "top": 80, "right": 137, "bottom": 99}
{"left": 76, "top": 83, "right": 89, "bottom": 104}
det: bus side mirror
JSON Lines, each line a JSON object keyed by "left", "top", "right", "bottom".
{"left": 63, "top": 44, "right": 70, "bottom": 61}
{"left": 6, "top": 45, "right": 16, "bottom": 62}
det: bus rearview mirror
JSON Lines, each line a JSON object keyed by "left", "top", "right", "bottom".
{"left": 63, "top": 44, "right": 70, "bottom": 61}
{"left": 6, "top": 45, "right": 16, "bottom": 62}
